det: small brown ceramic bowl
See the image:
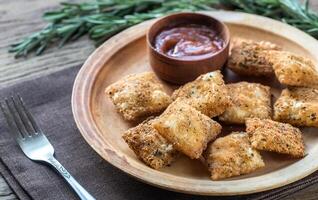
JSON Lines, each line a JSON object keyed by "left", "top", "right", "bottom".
{"left": 147, "top": 12, "right": 230, "bottom": 84}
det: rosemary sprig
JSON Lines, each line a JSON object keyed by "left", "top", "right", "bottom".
{"left": 220, "top": 0, "right": 318, "bottom": 37}
{"left": 9, "top": 0, "right": 318, "bottom": 58}
{"left": 9, "top": 0, "right": 218, "bottom": 58}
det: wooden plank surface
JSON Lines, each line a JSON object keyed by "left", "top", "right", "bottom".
{"left": 0, "top": 0, "right": 317, "bottom": 199}
{"left": 0, "top": 0, "right": 94, "bottom": 89}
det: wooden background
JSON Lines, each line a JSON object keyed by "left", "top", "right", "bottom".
{"left": 0, "top": 0, "right": 317, "bottom": 199}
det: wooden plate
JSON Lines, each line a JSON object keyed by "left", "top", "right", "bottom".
{"left": 72, "top": 11, "right": 318, "bottom": 195}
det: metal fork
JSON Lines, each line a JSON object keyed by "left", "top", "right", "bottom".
{"left": 0, "top": 95, "right": 95, "bottom": 200}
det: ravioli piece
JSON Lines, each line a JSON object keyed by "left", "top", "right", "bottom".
{"left": 122, "top": 119, "right": 178, "bottom": 169}
{"left": 105, "top": 72, "right": 172, "bottom": 121}
{"left": 219, "top": 82, "right": 271, "bottom": 124}
{"left": 171, "top": 71, "right": 231, "bottom": 118}
{"left": 269, "top": 51, "right": 318, "bottom": 88}
{"left": 227, "top": 40, "right": 281, "bottom": 76}
{"left": 204, "top": 132, "right": 264, "bottom": 180}
{"left": 274, "top": 87, "right": 318, "bottom": 127}
{"left": 246, "top": 118, "right": 305, "bottom": 158}
{"left": 153, "top": 101, "right": 221, "bottom": 159}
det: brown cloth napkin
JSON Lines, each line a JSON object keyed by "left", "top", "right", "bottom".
{"left": 0, "top": 65, "right": 317, "bottom": 200}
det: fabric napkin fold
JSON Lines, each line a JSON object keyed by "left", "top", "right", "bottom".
{"left": 0, "top": 65, "right": 317, "bottom": 200}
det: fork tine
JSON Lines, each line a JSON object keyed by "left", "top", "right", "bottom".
{"left": 17, "top": 95, "right": 41, "bottom": 134}
{"left": 6, "top": 98, "right": 29, "bottom": 138}
{"left": 12, "top": 96, "right": 36, "bottom": 135}
{"left": 0, "top": 101, "right": 24, "bottom": 139}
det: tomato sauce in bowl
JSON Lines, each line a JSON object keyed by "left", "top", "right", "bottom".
{"left": 147, "top": 12, "right": 230, "bottom": 84}
{"left": 154, "top": 24, "right": 224, "bottom": 58}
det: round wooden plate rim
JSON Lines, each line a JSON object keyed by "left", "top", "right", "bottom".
{"left": 72, "top": 11, "right": 318, "bottom": 195}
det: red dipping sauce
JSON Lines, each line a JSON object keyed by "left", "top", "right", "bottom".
{"left": 154, "top": 24, "right": 224, "bottom": 58}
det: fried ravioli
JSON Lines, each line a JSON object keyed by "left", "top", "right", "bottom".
{"left": 153, "top": 101, "right": 222, "bottom": 159}
{"left": 122, "top": 119, "right": 178, "bottom": 169}
{"left": 274, "top": 87, "right": 318, "bottom": 127}
{"left": 171, "top": 71, "right": 231, "bottom": 118}
{"left": 105, "top": 72, "right": 172, "bottom": 121}
{"left": 219, "top": 82, "right": 271, "bottom": 124}
{"left": 269, "top": 51, "right": 318, "bottom": 88}
{"left": 227, "top": 40, "right": 281, "bottom": 76}
{"left": 246, "top": 118, "right": 305, "bottom": 158}
{"left": 204, "top": 132, "right": 264, "bottom": 180}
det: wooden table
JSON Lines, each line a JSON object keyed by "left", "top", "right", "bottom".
{"left": 0, "top": 0, "right": 317, "bottom": 199}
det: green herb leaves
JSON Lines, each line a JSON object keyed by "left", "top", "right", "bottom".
{"left": 9, "top": 0, "right": 318, "bottom": 58}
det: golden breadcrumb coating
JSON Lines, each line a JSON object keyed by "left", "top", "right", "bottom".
{"left": 268, "top": 50, "right": 318, "bottom": 88}
{"left": 204, "top": 132, "right": 264, "bottom": 180}
{"left": 152, "top": 100, "right": 222, "bottom": 159}
{"left": 105, "top": 72, "right": 172, "bottom": 121}
{"left": 219, "top": 82, "right": 271, "bottom": 124}
{"left": 246, "top": 118, "right": 305, "bottom": 158}
{"left": 227, "top": 40, "right": 281, "bottom": 76}
{"left": 274, "top": 87, "right": 318, "bottom": 127}
{"left": 171, "top": 71, "right": 231, "bottom": 118}
{"left": 122, "top": 119, "right": 178, "bottom": 169}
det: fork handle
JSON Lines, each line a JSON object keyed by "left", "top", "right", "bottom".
{"left": 46, "top": 156, "right": 96, "bottom": 200}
